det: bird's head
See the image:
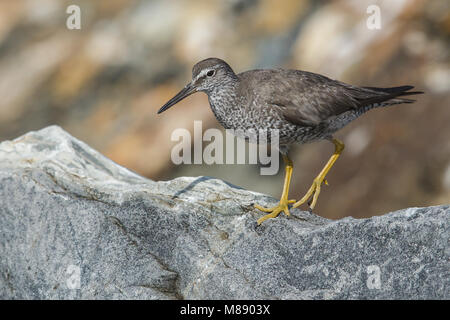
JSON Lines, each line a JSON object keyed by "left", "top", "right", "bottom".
{"left": 157, "top": 58, "right": 236, "bottom": 114}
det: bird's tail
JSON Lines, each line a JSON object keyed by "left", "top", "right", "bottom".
{"left": 363, "top": 85, "right": 424, "bottom": 104}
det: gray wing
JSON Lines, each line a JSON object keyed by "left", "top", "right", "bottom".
{"left": 240, "top": 69, "right": 416, "bottom": 127}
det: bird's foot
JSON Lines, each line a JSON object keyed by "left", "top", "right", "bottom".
{"left": 254, "top": 199, "right": 296, "bottom": 225}
{"left": 292, "top": 177, "right": 328, "bottom": 210}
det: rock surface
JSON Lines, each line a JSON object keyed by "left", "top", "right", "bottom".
{"left": 0, "top": 126, "right": 448, "bottom": 299}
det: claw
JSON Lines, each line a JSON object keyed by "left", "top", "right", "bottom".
{"left": 254, "top": 199, "right": 295, "bottom": 225}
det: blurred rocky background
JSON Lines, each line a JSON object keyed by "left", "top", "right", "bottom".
{"left": 0, "top": 0, "right": 448, "bottom": 219}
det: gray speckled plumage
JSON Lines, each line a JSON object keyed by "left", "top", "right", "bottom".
{"left": 158, "top": 57, "right": 423, "bottom": 153}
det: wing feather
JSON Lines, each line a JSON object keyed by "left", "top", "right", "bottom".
{"left": 238, "top": 69, "right": 417, "bottom": 127}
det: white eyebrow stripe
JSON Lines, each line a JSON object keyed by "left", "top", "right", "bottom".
{"left": 194, "top": 68, "right": 212, "bottom": 82}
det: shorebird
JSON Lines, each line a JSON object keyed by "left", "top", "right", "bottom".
{"left": 157, "top": 58, "right": 423, "bottom": 224}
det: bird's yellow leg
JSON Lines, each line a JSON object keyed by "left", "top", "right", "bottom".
{"left": 255, "top": 154, "right": 296, "bottom": 224}
{"left": 293, "top": 138, "right": 344, "bottom": 210}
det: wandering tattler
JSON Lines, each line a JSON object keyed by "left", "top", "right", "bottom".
{"left": 157, "top": 58, "right": 423, "bottom": 224}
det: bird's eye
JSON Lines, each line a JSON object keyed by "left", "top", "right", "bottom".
{"left": 207, "top": 70, "right": 215, "bottom": 77}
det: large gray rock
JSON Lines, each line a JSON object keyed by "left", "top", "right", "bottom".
{"left": 0, "top": 126, "right": 448, "bottom": 299}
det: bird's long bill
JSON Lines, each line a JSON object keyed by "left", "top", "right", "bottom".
{"left": 157, "top": 83, "right": 195, "bottom": 114}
